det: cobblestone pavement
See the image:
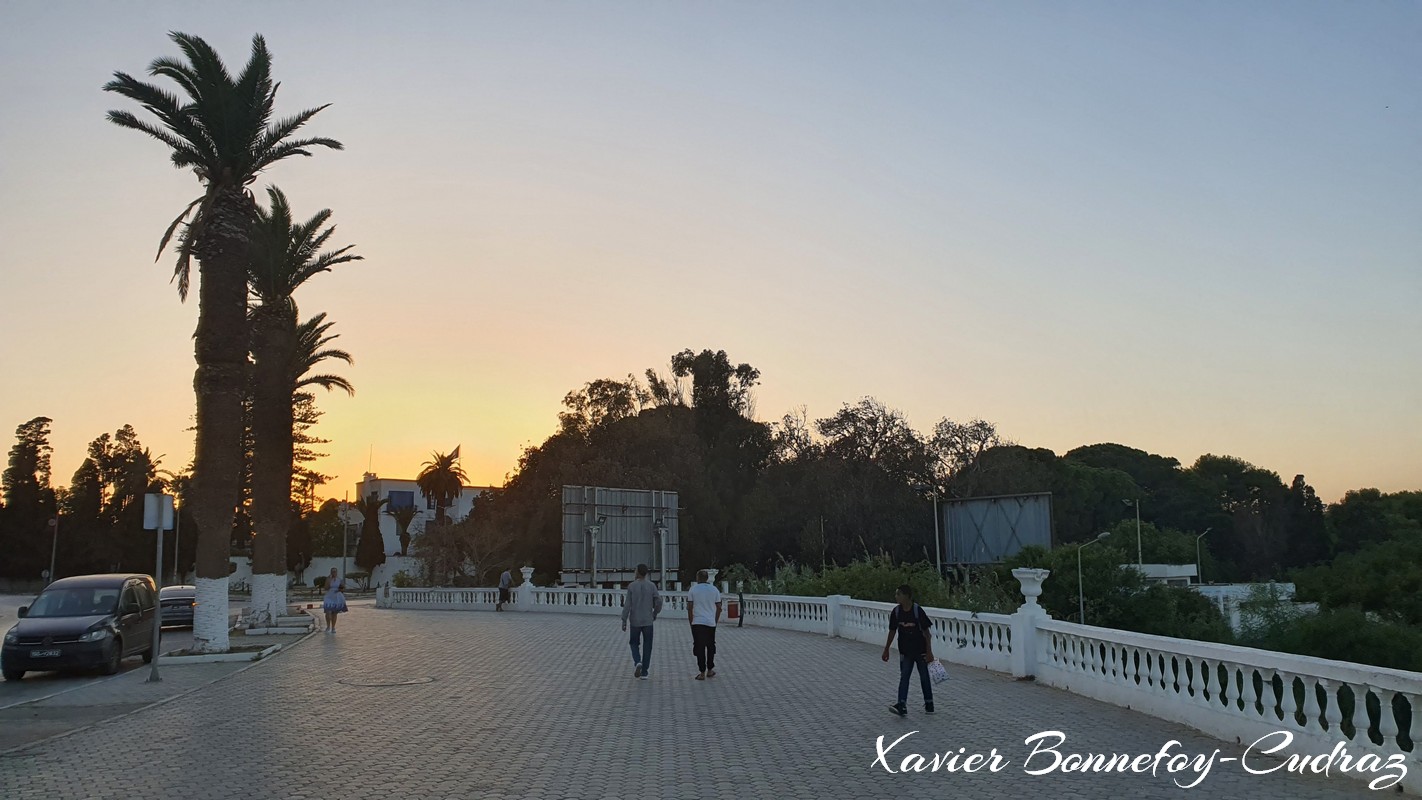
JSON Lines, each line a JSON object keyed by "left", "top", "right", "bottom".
{"left": 0, "top": 632, "right": 306, "bottom": 750}
{"left": 0, "top": 607, "right": 1392, "bottom": 799}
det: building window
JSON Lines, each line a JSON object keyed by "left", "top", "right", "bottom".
{"left": 388, "top": 490, "right": 414, "bottom": 511}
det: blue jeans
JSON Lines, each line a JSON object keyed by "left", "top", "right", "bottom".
{"left": 898, "top": 653, "right": 932, "bottom": 706}
{"left": 629, "top": 625, "right": 653, "bottom": 674}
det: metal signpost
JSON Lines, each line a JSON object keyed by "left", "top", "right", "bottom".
{"left": 142, "top": 493, "right": 174, "bottom": 683}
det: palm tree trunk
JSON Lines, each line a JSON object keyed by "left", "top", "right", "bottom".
{"left": 249, "top": 306, "right": 295, "bottom": 625}
{"left": 186, "top": 186, "right": 255, "bottom": 653}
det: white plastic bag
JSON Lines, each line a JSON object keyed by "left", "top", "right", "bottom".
{"left": 927, "top": 658, "right": 949, "bottom": 684}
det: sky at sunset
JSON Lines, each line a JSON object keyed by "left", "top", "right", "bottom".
{"left": 0, "top": 2, "right": 1418, "bottom": 505}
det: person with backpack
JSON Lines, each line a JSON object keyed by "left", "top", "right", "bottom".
{"left": 881, "top": 584, "right": 934, "bottom": 716}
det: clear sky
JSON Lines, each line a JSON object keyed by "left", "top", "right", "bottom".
{"left": 0, "top": 1, "right": 1417, "bottom": 504}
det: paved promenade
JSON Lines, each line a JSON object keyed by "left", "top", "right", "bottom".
{"left": 0, "top": 606, "right": 1387, "bottom": 799}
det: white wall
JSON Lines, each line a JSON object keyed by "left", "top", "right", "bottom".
{"left": 338, "top": 473, "right": 492, "bottom": 555}
{"left": 229, "top": 555, "right": 422, "bottom": 590}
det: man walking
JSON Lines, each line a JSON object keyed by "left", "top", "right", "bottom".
{"left": 882, "top": 584, "right": 935, "bottom": 716}
{"left": 687, "top": 569, "right": 722, "bottom": 680}
{"left": 496, "top": 568, "right": 512, "bottom": 611}
{"left": 621, "top": 563, "right": 662, "bottom": 679}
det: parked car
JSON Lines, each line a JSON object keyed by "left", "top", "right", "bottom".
{"left": 159, "top": 585, "right": 196, "bottom": 627}
{"left": 1, "top": 574, "right": 157, "bottom": 681}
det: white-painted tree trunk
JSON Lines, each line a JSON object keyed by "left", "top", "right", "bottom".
{"left": 192, "top": 576, "right": 230, "bottom": 653}
{"left": 249, "top": 573, "right": 287, "bottom": 627}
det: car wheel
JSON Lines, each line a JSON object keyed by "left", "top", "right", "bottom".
{"left": 2, "top": 668, "right": 22, "bottom": 682}
{"left": 100, "top": 639, "right": 122, "bottom": 675}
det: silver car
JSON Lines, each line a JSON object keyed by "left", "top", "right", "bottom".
{"left": 159, "top": 585, "right": 196, "bottom": 627}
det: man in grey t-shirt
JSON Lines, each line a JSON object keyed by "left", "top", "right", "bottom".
{"left": 621, "top": 564, "right": 662, "bottom": 679}
{"left": 497, "top": 569, "right": 512, "bottom": 611}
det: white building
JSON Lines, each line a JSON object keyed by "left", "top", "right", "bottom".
{"left": 1132, "top": 563, "right": 1199, "bottom": 587}
{"left": 338, "top": 472, "right": 494, "bottom": 556}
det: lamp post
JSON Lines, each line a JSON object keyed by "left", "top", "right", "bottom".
{"left": 341, "top": 492, "right": 350, "bottom": 581}
{"left": 1078, "top": 532, "right": 1111, "bottom": 625}
{"left": 931, "top": 486, "right": 943, "bottom": 579}
{"left": 1123, "top": 499, "right": 1142, "bottom": 567}
{"left": 1195, "top": 528, "right": 1213, "bottom": 584}
{"left": 171, "top": 496, "right": 181, "bottom": 585}
{"left": 47, "top": 517, "right": 59, "bottom": 586}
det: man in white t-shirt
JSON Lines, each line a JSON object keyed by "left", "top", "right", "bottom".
{"left": 686, "top": 569, "right": 722, "bottom": 680}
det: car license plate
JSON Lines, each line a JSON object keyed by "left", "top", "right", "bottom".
{"left": 30, "top": 649, "right": 61, "bottom": 658}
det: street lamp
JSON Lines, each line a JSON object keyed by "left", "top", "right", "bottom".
{"left": 1122, "top": 499, "right": 1142, "bottom": 567}
{"left": 1195, "top": 528, "right": 1213, "bottom": 584}
{"left": 1078, "top": 532, "right": 1111, "bottom": 625}
{"left": 341, "top": 492, "right": 351, "bottom": 580}
{"left": 47, "top": 517, "right": 59, "bottom": 585}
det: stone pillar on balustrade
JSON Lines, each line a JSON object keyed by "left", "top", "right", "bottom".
{"left": 516, "top": 566, "right": 535, "bottom": 612}
{"left": 705, "top": 568, "right": 718, "bottom": 586}
{"left": 826, "top": 595, "right": 849, "bottom": 638}
{"left": 1009, "top": 568, "right": 1051, "bottom": 680}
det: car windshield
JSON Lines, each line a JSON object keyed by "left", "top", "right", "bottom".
{"left": 26, "top": 587, "right": 119, "bottom": 618}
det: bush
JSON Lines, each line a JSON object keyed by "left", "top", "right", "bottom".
{"left": 1001, "top": 544, "right": 1234, "bottom": 643}
{"left": 346, "top": 571, "right": 370, "bottom": 591}
{"left": 392, "top": 570, "right": 417, "bottom": 588}
{"left": 734, "top": 556, "right": 1018, "bottom": 614}
{"left": 1240, "top": 606, "right": 1422, "bottom": 672}
{"left": 314, "top": 576, "right": 327, "bottom": 591}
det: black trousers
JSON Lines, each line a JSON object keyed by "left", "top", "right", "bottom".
{"left": 692, "top": 624, "right": 717, "bottom": 672}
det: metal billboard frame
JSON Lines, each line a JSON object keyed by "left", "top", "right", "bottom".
{"left": 561, "top": 486, "right": 680, "bottom": 586}
{"left": 943, "top": 491, "right": 1054, "bottom": 565}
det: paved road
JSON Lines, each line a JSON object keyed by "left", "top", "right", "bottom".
{"left": 0, "top": 595, "right": 246, "bottom": 707}
{"left": 0, "top": 607, "right": 1393, "bottom": 799}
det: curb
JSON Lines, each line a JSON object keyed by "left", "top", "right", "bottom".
{"left": 0, "top": 625, "right": 319, "bottom": 758}
{"left": 159, "top": 643, "right": 282, "bottom": 664}
{"left": 240, "top": 627, "right": 312, "bottom": 636}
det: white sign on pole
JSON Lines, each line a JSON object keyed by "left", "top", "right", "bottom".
{"left": 143, "top": 493, "right": 175, "bottom": 531}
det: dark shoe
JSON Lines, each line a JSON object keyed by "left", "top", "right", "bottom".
{"left": 889, "top": 703, "right": 907, "bottom": 717}
{"left": 634, "top": 665, "right": 642, "bottom": 678}
{"left": 924, "top": 702, "right": 935, "bottom": 713}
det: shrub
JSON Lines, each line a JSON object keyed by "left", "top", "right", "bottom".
{"left": 1240, "top": 606, "right": 1422, "bottom": 672}
{"left": 392, "top": 570, "right": 417, "bottom": 588}
{"left": 314, "top": 576, "right": 327, "bottom": 591}
{"left": 740, "top": 556, "right": 1018, "bottom": 614}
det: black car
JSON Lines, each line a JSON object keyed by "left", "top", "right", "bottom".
{"left": 1, "top": 574, "right": 158, "bottom": 681}
{"left": 159, "top": 585, "right": 196, "bottom": 627}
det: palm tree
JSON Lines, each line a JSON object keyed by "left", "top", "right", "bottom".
{"left": 247, "top": 188, "right": 360, "bottom": 622}
{"left": 105, "top": 33, "right": 341, "bottom": 652}
{"left": 416, "top": 451, "right": 469, "bottom": 525}
{"left": 387, "top": 505, "right": 420, "bottom": 556}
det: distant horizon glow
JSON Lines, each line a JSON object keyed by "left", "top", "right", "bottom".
{"left": 0, "top": 2, "right": 1417, "bottom": 507}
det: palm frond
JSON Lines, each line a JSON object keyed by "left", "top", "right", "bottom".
{"left": 297, "top": 374, "right": 355, "bottom": 396}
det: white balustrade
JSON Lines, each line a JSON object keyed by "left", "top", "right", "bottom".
{"left": 382, "top": 566, "right": 1419, "bottom": 793}
{"left": 1034, "top": 617, "right": 1419, "bottom": 789}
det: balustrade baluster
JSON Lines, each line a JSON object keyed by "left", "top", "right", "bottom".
{"left": 1277, "top": 672, "right": 1298, "bottom": 726}
{"left": 1243, "top": 668, "right": 1262, "bottom": 717}
{"left": 1377, "top": 689, "right": 1400, "bottom": 752}
{"left": 1217, "top": 664, "right": 1234, "bottom": 711}
{"left": 1300, "top": 676, "right": 1323, "bottom": 734}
